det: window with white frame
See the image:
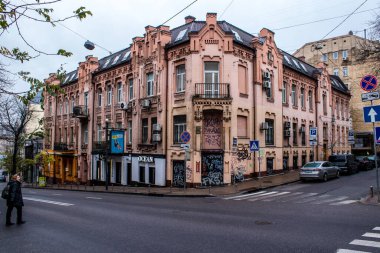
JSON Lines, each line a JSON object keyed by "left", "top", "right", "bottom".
{"left": 147, "top": 72, "right": 154, "bottom": 97}
{"left": 107, "top": 85, "right": 112, "bottom": 105}
{"left": 282, "top": 82, "right": 287, "bottom": 104}
{"left": 128, "top": 121, "right": 132, "bottom": 144}
{"left": 176, "top": 64, "right": 186, "bottom": 92}
{"left": 117, "top": 82, "right": 122, "bottom": 103}
{"left": 173, "top": 115, "right": 186, "bottom": 144}
{"left": 308, "top": 90, "right": 313, "bottom": 111}
{"left": 322, "top": 54, "right": 328, "bottom": 62}
{"left": 333, "top": 68, "right": 339, "bottom": 76}
{"left": 128, "top": 79, "right": 133, "bottom": 101}
{"left": 342, "top": 50, "right": 348, "bottom": 59}
{"left": 343, "top": 67, "right": 348, "bottom": 77}
{"left": 204, "top": 62, "right": 219, "bottom": 98}
{"left": 142, "top": 118, "right": 149, "bottom": 143}
{"left": 97, "top": 89, "right": 102, "bottom": 107}
{"left": 291, "top": 83, "right": 297, "bottom": 107}
{"left": 333, "top": 51, "right": 338, "bottom": 60}
{"left": 300, "top": 87, "right": 305, "bottom": 108}
{"left": 97, "top": 124, "right": 102, "bottom": 142}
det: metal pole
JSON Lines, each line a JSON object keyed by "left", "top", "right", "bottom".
{"left": 370, "top": 100, "right": 379, "bottom": 202}
{"left": 105, "top": 121, "right": 109, "bottom": 191}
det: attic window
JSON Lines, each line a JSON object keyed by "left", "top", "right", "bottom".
{"left": 175, "top": 29, "right": 187, "bottom": 42}
{"left": 284, "top": 55, "right": 291, "bottom": 64}
{"left": 122, "top": 51, "right": 131, "bottom": 61}
{"left": 292, "top": 59, "right": 301, "bottom": 69}
{"left": 300, "top": 63, "right": 308, "bottom": 72}
{"left": 64, "top": 75, "right": 70, "bottom": 83}
{"left": 69, "top": 73, "right": 76, "bottom": 82}
{"left": 231, "top": 30, "right": 242, "bottom": 42}
{"left": 111, "top": 55, "right": 121, "bottom": 65}
{"left": 103, "top": 58, "right": 111, "bottom": 68}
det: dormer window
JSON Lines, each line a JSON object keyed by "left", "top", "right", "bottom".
{"left": 175, "top": 29, "right": 187, "bottom": 42}
{"left": 231, "top": 30, "right": 242, "bottom": 42}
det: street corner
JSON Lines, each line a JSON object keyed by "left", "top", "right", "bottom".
{"left": 359, "top": 194, "right": 380, "bottom": 206}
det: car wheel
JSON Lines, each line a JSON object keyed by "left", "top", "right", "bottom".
{"left": 323, "top": 173, "right": 328, "bottom": 182}
{"left": 336, "top": 170, "right": 340, "bottom": 178}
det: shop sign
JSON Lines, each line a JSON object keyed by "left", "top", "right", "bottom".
{"left": 138, "top": 156, "right": 154, "bottom": 163}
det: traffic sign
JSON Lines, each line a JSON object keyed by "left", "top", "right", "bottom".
{"left": 376, "top": 127, "right": 380, "bottom": 144}
{"left": 249, "top": 140, "right": 259, "bottom": 152}
{"left": 360, "top": 75, "right": 378, "bottom": 92}
{"left": 180, "top": 131, "right": 191, "bottom": 143}
{"left": 180, "top": 144, "right": 190, "bottom": 149}
{"left": 362, "top": 91, "right": 380, "bottom": 102}
{"left": 310, "top": 127, "right": 317, "bottom": 140}
{"left": 348, "top": 130, "right": 354, "bottom": 141}
{"left": 348, "top": 140, "right": 355, "bottom": 145}
{"left": 363, "top": 105, "right": 380, "bottom": 123}
{"left": 310, "top": 140, "right": 317, "bottom": 146}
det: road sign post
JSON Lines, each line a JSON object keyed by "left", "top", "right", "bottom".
{"left": 180, "top": 131, "right": 191, "bottom": 191}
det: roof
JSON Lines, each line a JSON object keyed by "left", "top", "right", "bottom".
{"left": 330, "top": 75, "right": 350, "bottom": 95}
{"left": 281, "top": 50, "right": 319, "bottom": 79}
{"left": 167, "top": 20, "right": 255, "bottom": 48}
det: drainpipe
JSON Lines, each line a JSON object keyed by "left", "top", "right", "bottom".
{"left": 91, "top": 74, "right": 96, "bottom": 184}
{"left": 315, "top": 77, "right": 319, "bottom": 161}
{"left": 164, "top": 48, "right": 169, "bottom": 186}
{"left": 252, "top": 50, "right": 257, "bottom": 176}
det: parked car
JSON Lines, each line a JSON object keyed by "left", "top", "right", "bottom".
{"left": 0, "top": 170, "right": 7, "bottom": 182}
{"left": 356, "top": 156, "right": 374, "bottom": 171}
{"left": 300, "top": 161, "right": 340, "bottom": 182}
{"left": 328, "top": 154, "right": 359, "bottom": 175}
{"left": 367, "top": 155, "right": 380, "bottom": 169}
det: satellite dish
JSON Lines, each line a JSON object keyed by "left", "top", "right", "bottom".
{"left": 84, "top": 40, "right": 95, "bottom": 50}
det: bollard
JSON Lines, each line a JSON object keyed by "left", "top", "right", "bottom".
{"left": 370, "top": 186, "right": 374, "bottom": 198}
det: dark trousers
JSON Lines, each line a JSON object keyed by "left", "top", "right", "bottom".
{"left": 6, "top": 204, "right": 22, "bottom": 224}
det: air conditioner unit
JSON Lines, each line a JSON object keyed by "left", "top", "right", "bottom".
{"left": 261, "top": 122, "right": 269, "bottom": 130}
{"left": 152, "top": 124, "right": 161, "bottom": 132}
{"left": 142, "top": 99, "right": 151, "bottom": 108}
{"left": 73, "top": 106, "right": 83, "bottom": 116}
{"left": 299, "top": 126, "right": 305, "bottom": 133}
{"left": 120, "top": 101, "right": 128, "bottom": 110}
{"left": 152, "top": 133, "right": 161, "bottom": 142}
{"left": 263, "top": 80, "right": 271, "bottom": 89}
{"left": 263, "top": 71, "right": 270, "bottom": 79}
{"left": 284, "top": 130, "right": 291, "bottom": 137}
{"left": 284, "top": 122, "right": 291, "bottom": 129}
{"left": 342, "top": 57, "right": 348, "bottom": 61}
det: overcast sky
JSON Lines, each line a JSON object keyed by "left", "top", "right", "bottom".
{"left": 2, "top": 0, "right": 379, "bottom": 93}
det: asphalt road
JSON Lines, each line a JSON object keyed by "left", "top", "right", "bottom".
{"left": 0, "top": 169, "right": 379, "bottom": 253}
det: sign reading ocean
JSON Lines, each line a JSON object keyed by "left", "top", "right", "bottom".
{"left": 110, "top": 130, "right": 125, "bottom": 154}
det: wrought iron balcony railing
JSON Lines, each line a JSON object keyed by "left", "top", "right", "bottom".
{"left": 54, "top": 142, "right": 68, "bottom": 151}
{"left": 194, "top": 83, "right": 230, "bottom": 99}
{"left": 93, "top": 141, "right": 109, "bottom": 152}
{"left": 72, "top": 105, "right": 89, "bottom": 119}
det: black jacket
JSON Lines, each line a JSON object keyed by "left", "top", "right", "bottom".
{"left": 7, "top": 180, "right": 24, "bottom": 207}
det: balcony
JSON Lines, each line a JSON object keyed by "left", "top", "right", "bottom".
{"left": 194, "top": 83, "right": 230, "bottom": 99}
{"left": 72, "top": 105, "right": 89, "bottom": 120}
{"left": 92, "top": 141, "right": 109, "bottom": 153}
{"left": 54, "top": 142, "right": 68, "bottom": 151}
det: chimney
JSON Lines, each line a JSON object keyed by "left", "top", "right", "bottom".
{"left": 185, "top": 15, "right": 195, "bottom": 24}
{"left": 206, "top": 12, "right": 217, "bottom": 25}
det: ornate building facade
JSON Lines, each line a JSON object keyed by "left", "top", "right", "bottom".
{"left": 43, "top": 13, "right": 351, "bottom": 187}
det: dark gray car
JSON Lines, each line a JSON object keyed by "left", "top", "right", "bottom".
{"left": 300, "top": 161, "right": 340, "bottom": 182}
{"left": 328, "top": 154, "right": 359, "bottom": 174}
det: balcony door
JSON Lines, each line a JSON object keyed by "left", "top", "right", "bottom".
{"left": 204, "top": 62, "right": 219, "bottom": 98}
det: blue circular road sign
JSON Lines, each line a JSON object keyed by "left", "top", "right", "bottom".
{"left": 360, "top": 75, "right": 378, "bottom": 92}
{"left": 180, "top": 131, "right": 191, "bottom": 143}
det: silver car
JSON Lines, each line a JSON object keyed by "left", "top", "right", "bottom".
{"left": 300, "top": 161, "right": 340, "bottom": 182}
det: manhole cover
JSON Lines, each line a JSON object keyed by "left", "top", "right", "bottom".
{"left": 255, "top": 220, "right": 272, "bottom": 225}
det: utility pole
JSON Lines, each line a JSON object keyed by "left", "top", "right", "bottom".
{"left": 105, "top": 119, "right": 110, "bottom": 191}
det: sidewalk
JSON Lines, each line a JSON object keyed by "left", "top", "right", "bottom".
{"left": 23, "top": 170, "right": 301, "bottom": 197}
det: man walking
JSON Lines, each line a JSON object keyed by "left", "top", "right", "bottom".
{"left": 6, "top": 174, "right": 25, "bottom": 226}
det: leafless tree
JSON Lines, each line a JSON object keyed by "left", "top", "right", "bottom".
{"left": 0, "top": 96, "right": 34, "bottom": 174}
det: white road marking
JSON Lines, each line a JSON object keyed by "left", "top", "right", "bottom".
{"left": 373, "top": 227, "right": 380, "bottom": 231}
{"left": 24, "top": 197, "right": 74, "bottom": 206}
{"left": 350, "top": 239, "right": 380, "bottom": 248}
{"left": 247, "top": 191, "right": 279, "bottom": 201}
{"left": 52, "top": 194, "right": 62, "bottom": 196}
{"left": 248, "top": 191, "right": 290, "bottom": 202}
{"left": 86, "top": 197, "right": 102, "bottom": 200}
{"left": 330, "top": 200, "right": 357, "bottom": 206}
{"left": 312, "top": 196, "right": 348, "bottom": 205}
{"left": 263, "top": 191, "right": 298, "bottom": 202}
{"left": 362, "top": 232, "right": 380, "bottom": 239}
{"left": 224, "top": 191, "right": 267, "bottom": 200}
{"left": 295, "top": 194, "right": 331, "bottom": 204}
{"left": 336, "top": 249, "right": 371, "bottom": 253}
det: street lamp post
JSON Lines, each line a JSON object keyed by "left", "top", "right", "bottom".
{"left": 105, "top": 119, "right": 110, "bottom": 191}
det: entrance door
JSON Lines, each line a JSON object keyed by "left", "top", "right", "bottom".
{"left": 201, "top": 153, "right": 223, "bottom": 186}
{"left": 127, "top": 163, "right": 132, "bottom": 185}
{"left": 172, "top": 160, "right": 185, "bottom": 187}
{"left": 115, "top": 162, "right": 121, "bottom": 184}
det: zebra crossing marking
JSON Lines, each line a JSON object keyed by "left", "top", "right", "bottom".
{"left": 373, "top": 227, "right": 380, "bottom": 231}
{"left": 223, "top": 191, "right": 357, "bottom": 206}
{"left": 350, "top": 239, "right": 380, "bottom": 248}
{"left": 362, "top": 232, "right": 380, "bottom": 239}
{"left": 336, "top": 249, "right": 371, "bottom": 253}
{"left": 24, "top": 197, "right": 74, "bottom": 206}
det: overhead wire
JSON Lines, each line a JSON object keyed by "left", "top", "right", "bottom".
{"left": 220, "top": 0, "right": 235, "bottom": 19}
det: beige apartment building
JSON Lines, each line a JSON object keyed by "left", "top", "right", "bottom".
{"left": 43, "top": 13, "right": 351, "bottom": 187}
{"left": 294, "top": 32, "right": 379, "bottom": 156}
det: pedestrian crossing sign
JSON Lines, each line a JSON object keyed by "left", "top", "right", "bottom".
{"left": 249, "top": 140, "right": 259, "bottom": 152}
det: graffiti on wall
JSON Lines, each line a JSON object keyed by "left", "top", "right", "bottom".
{"left": 203, "top": 111, "right": 222, "bottom": 150}
{"left": 173, "top": 161, "right": 185, "bottom": 187}
{"left": 231, "top": 156, "right": 247, "bottom": 182}
{"left": 186, "top": 165, "right": 192, "bottom": 181}
{"left": 201, "top": 153, "right": 223, "bottom": 186}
